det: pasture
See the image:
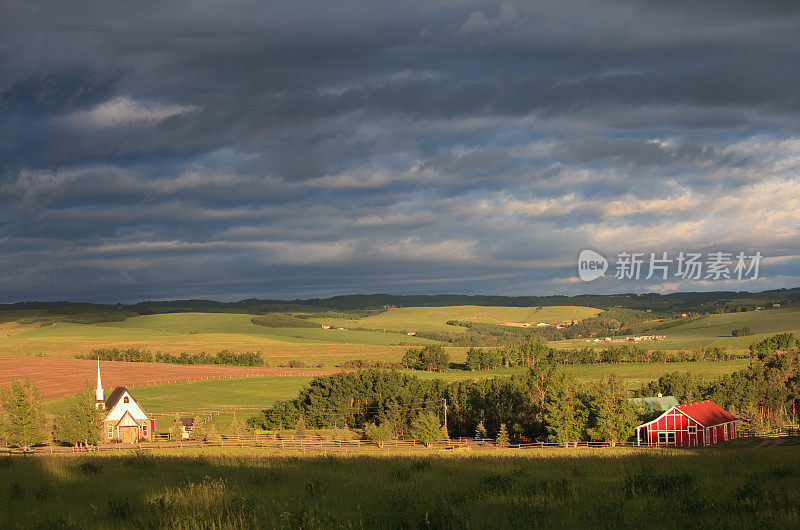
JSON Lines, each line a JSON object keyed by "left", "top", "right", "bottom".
{"left": 41, "top": 359, "right": 743, "bottom": 417}
{"left": 551, "top": 307, "right": 800, "bottom": 351}
{"left": 307, "top": 305, "right": 602, "bottom": 333}
{"left": 0, "top": 312, "right": 436, "bottom": 359}
{"left": 1, "top": 442, "right": 798, "bottom": 528}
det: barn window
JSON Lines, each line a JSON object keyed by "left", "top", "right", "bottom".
{"left": 658, "top": 433, "right": 666, "bottom": 443}
{"left": 667, "top": 433, "right": 675, "bottom": 443}
{"left": 124, "top": 396, "right": 129, "bottom": 403}
{"left": 143, "top": 425, "right": 148, "bottom": 435}
{"left": 688, "top": 426, "right": 696, "bottom": 434}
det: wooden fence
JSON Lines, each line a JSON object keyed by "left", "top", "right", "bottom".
{"left": 4, "top": 429, "right": 799, "bottom": 456}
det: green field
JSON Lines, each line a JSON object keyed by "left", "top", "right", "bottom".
{"left": 0, "top": 312, "right": 437, "bottom": 358}
{"left": 551, "top": 307, "right": 800, "bottom": 351}
{"left": 2, "top": 443, "right": 798, "bottom": 528}
{"left": 43, "top": 360, "right": 744, "bottom": 418}
{"left": 308, "top": 305, "right": 602, "bottom": 334}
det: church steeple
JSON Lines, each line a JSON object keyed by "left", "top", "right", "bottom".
{"left": 95, "top": 359, "right": 105, "bottom": 408}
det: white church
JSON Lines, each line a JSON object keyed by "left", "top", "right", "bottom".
{"left": 94, "top": 361, "right": 154, "bottom": 443}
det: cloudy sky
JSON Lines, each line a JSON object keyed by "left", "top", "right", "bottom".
{"left": 2, "top": 0, "right": 800, "bottom": 303}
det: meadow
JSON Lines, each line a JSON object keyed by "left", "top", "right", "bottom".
{"left": 68, "top": 360, "right": 745, "bottom": 416}
{"left": 550, "top": 307, "right": 800, "bottom": 351}
{"left": 0, "top": 312, "right": 436, "bottom": 361}
{"left": 307, "top": 305, "right": 601, "bottom": 334}
{"left": 1, "top": 442, "right": 798, "bottom": 528}
{"left": 4, "top": 306, "right": 798, "bottom": 364}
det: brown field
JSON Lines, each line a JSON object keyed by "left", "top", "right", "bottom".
{"left": 0, "top": 355, "right": 341, "bottom": 403}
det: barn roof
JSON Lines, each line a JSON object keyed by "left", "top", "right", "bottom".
{"left": 104, "top": 386, "right": 128, "bottom": 410}
{"left": 675, "top": 400, "right": 737, "bottom": 427}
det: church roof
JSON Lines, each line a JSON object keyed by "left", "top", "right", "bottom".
{"left": 104, "top": 386, "right": 128, "bottom": 410}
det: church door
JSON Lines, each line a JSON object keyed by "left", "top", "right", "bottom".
{"left": 120, "top": 427, "right": 137, "bottom": 444}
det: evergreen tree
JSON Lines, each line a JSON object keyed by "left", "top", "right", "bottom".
{"left": 496, "top": 423, "right": 509, "bottom": 447}
{"left": 206, "top": 425, "right": 222, "bottom": 443}
{"left": 229, "top": 414, "right": 248, "bottom": 441}
{"left": 190, "top": 416, "right": 206, "bottom": 442}
{"left": 588, "top": 375, "right": 638, "bottom": 446}
{"left": 545, "top": 374, "right": 588, "bottom": 446}
{"left": 474, "top": 420, "right": 488, "bottom": 441}
{"left": 295, "top": 415, "right": 307, "bottom": 438}
{"left": 0, "top": 378, "right": 48, "bottom": 449}
{"left": 410, "top": 411, "right": 445, "bottom": 447}
{"left": 169, "top": 416, "right": 184, "bottom": 441}
{"left": 54, "top": 383, "right": 104, "bottom": 448}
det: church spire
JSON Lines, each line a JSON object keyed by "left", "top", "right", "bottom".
{"left": 95, "top": 359, "right": 104, "bottom": 408}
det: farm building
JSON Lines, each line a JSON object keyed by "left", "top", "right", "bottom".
{"left": 636, "top": 400, "right": 737, "bottom": 447}
{"left": 95, "top": 361, "right": 154, "bottom": 443}
{"left": 178, "top": 417, "right": 195, "bottom": 439}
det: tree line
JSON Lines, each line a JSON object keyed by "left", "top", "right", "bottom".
{"left": 247, "top": 367, "right": 640, "bottom": 446}
{"left": 465, "top": 342, "right": 745, "bottom": 370}
{"left": 77, "top": 347, "right": 264, "bottom": 366}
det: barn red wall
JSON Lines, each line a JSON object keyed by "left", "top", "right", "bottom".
{"left": 642, "top": 409, "right": 737, "bottom": 447}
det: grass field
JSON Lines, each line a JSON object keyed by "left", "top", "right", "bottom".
{"left": 551, "top": 307, "right": 800, "bottom": 351}
{"left": 0, "top": 312, "right": 437, "bottom": 359}
{"left": 40, "top": 360, "right": 744, "bottom": 418}
{"left": 3, "top": 307, "right": 798, "bottom": 363}
{"left": 308, "top": 305, "right": 602, "bottom": 334}
{"left": 2, "top": 443, "right": 798, "bottom": 528}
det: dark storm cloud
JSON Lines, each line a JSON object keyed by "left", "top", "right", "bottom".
{"left": 1, "top": 0, "right": 800, "bottom": 301}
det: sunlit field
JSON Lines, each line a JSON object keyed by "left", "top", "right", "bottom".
{"left": 2, "top": 442, "right": 798, "bottom": 528}
{"left": 551, "top": 307, "right": 800, "bottom": 351}
{"left": 307, "top": 305, "right": 602, "bottom": 334}
{"left": 0, "top": 312, "right": 436, "bottom": 360}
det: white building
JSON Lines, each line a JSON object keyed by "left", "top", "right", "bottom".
{"left": 95, "top": 361, "right": 153, "bottom": 443}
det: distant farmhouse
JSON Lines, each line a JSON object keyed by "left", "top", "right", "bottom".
{"left": 178, "top": 417, "right": 195, "bottom": 439}
{"left": 94, "top": 361, "right": 154, "bottom": 443}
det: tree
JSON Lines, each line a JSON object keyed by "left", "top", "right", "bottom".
{"left": 546, "top": 375, "right": 588, "bottom": 447}
{"left": 588, "top": 375, "right": 638, "bottom": 446}
{"left": 229, "top": 414, "right": 248, "bottom": 441}
{"left": 54, "top": 383, "right": 104, "bottom": 448}
{"left": 365, "top": 421, "right": 394, "bottom": 448}
{"left": 295, "top": 415, "right": 306, "bottom": 438}
{"left": 402, "top": 345, "right": 450, "bottom": 372}
{"left": 410, "top": 411, "right": 445, "bottom": 447}
{"left": 0, "top": 379, "right": 48, "bottom": 449}
{"left": 189, "top": 416, "right": 206, "bottom": 442}
{"left": 474, "top": 421, "right": 488, "bottom": 441}
{"left": 496, "top": 423, "right": 509, "bottom": 447}
{"left": 206, "top": 425, "right": 221, "bottom": 443}
{"left": 169, "top": 416, "right": 184, "bottom": 441}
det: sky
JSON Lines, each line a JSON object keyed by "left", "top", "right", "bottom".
{"left": 2, "top": 0, "right": 800, "bottom": 303}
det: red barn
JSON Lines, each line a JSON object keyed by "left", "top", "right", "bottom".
{"left": 636, "top": 400, "right": 737, "bottom": 447}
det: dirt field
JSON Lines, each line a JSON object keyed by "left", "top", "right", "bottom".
{"left": 0, "top": 355, "right": 341, "bottom": 402}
